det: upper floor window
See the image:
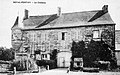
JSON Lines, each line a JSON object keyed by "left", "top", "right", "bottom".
{"left": 93, "top": 30, "right": 99, "bottom": 39}
{"left": 62, "top": 32, "right": 66, "bottom": 40}
{"left": 42, "top": 54, "right": 48, "bottom": 60}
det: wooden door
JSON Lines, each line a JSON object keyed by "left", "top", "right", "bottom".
{"left": 59, "top": 57, "right": 65, "bottom": 67}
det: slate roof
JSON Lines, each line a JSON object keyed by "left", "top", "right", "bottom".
{"left": 23, "top": 15, "right": 51, "bottom": 29}
{"left": 22, "top": 9, "right": 115, "bottom": 29}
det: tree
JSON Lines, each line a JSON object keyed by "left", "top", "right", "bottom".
{"left": 71, "top": 40, "right": 85, "bottom": 58}
{"left": 0, "top": 47, "right": 15, "bottom": 61}
{"left": 84, "top": 40, "right": 101, "bottom": 62}
{"left": 50, "top": 49, "right": 58, "bottom": 60}
{"left": 0, "top": 47, "right": 4, "bottom": 60}
{"left": 101, "top": 29, "right": 114, "bottom": 47}
{"left": 70, "top": 39, "right": 117, "bottom": 68}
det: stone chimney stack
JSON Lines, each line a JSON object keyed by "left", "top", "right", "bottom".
{"left": 23, "top": 9, "right": 29, "bottom": 20}
{"left": 102, "top": 5, "right": 108, "bottom": 13}
{"left": 57, "top": 7, "right": 61, "bottom": 16}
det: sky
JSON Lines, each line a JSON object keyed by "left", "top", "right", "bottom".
{"left": 0, "top": 0, "right": 120, "bottom": 48}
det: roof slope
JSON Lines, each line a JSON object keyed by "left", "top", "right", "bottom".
{"left": 11, "top": 16, "right": 19, "bottom": 29}
{"left": 23, "top": 15, "right": 51, "bottom": 29}
{"left": 23, "top": 9, "right": 115, "bottom": 29}
{"left": 35, "top": 14, "right": 59, "bottom": 28}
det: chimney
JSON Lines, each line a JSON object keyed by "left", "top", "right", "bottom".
{"left": 23, "top": 9, "right": 29, "bottom": 20}
{"left": 57, "top": 7, "right": 61, "bottom": 16}
{"left": 102, "top": 5, "right": 108, "bottom": 13}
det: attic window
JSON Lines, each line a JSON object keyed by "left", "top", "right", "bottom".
{"left": 93, "top": 30, "right": 99, "bottom": 38}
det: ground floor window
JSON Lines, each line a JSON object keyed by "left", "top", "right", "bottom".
{"left": 42, "top": 54, "right": 48, "bottom": 60}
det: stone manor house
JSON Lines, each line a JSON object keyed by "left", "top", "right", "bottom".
{"left": 11, "top": 5, "right": 116, "bottom": 68}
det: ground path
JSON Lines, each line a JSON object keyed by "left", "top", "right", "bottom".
{"left": 1, "top": 68, "right": 120, "bottom": 75}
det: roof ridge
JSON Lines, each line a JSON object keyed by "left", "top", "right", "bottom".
{"left": 62, "top": 10, "right": 102, "bottom": 15}
{"left": 29, "top": 10, "right": 102, "bottom": 18}
{"left": 29, "top": 14, "right": 55, "bottom": 18}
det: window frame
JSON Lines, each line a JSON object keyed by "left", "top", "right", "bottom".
{"left": 62, "top": 32, "right": 67, "bottom": 40}
{"left": 93, "top": 30, "right": 100, "bottom": 39}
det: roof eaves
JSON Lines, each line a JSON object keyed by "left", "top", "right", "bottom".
{"left": 22, "top": 23, "right": 115, "bottom": 31}
{"left": 62, "top": 10, "right": 101, "bottom": 15}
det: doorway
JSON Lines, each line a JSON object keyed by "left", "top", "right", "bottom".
{"left": 59, "top": 57, "right": 65, "bottom": 67}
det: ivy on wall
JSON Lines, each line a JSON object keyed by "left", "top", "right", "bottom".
{"left": 71, "top": 39, "right": 116, "bottom": 68}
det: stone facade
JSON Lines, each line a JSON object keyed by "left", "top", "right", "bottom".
{"left": 21, "top": 25, "right": 115, "bottom": 67}
{"left": 22, "top": 25, "right": 115, "bottom": 54}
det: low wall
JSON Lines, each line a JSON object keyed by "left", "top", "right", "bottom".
{"left": 0, "top": 61, "right": 12, "bottom": 72}
{"left": 115, "top": 51, "right": 120, "bottom": 66}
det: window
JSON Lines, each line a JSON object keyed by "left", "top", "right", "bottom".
{"left": 93, "top": 30, "right": 99, "bottom": 38}
{"left": 62, "top": 32, "right": 66, "bottom": 40}
{"left": 42, "top": 54, "right": 44, "bottom": 58}
{"left": 42, "top": 54, "right": 47, "bottom": 59}
{"left": 45, "top": 54, "right": 47, "bottom": 58}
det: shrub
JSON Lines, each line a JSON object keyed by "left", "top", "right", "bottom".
{"left": 0, "top": 47, "right": 14, "bottom": 61}
{"left": 36, "top": 60, "right": 56, "bottom": 69}
{"left": 10, "top": 60, "right": 27, "bottom": 71}
{"left": 71, "top": 40, "right": 117, "bottom": 69}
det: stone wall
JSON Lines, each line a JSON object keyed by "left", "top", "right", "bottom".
{"left": 22, "top": 25, "right": 115, "bottom": 53}
{"left": 0, "top": 61, "right": 11, "bottom": 72}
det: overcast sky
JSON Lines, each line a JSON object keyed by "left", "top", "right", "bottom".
{"left": 0, "top": 0, "right": 120, "bottom": 48}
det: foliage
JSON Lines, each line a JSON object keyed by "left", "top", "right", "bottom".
{"left": 0, "top": 47, "right": 15, "bottom": 61}
{"left": 71, "top": 40, "right": 85, "bottom": 58}
{"left": 71, "top": 39, "right": 116, "bottom": 68}
{"left": 101, "top": 29, "right": 114, "bottom": 47}
{"left": 36, "top": 60, "right": 56, "bottom": 69}
{"left": 101, "top": 29, "right": 113, "bottom": 40}
{"left": 84, "top": 40, "right": 101, "bottom": 62}
{"left": 50, "top": 49, "right": 58, "bottom": 68}
{"left": 36, "top": 49, "right": 58, "bottom": 69}
{"left": 10, "top": 59, "right": 27, "bottom": 71}
{"left": 50, "top": 49, "right": 58, "bottom": 60}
